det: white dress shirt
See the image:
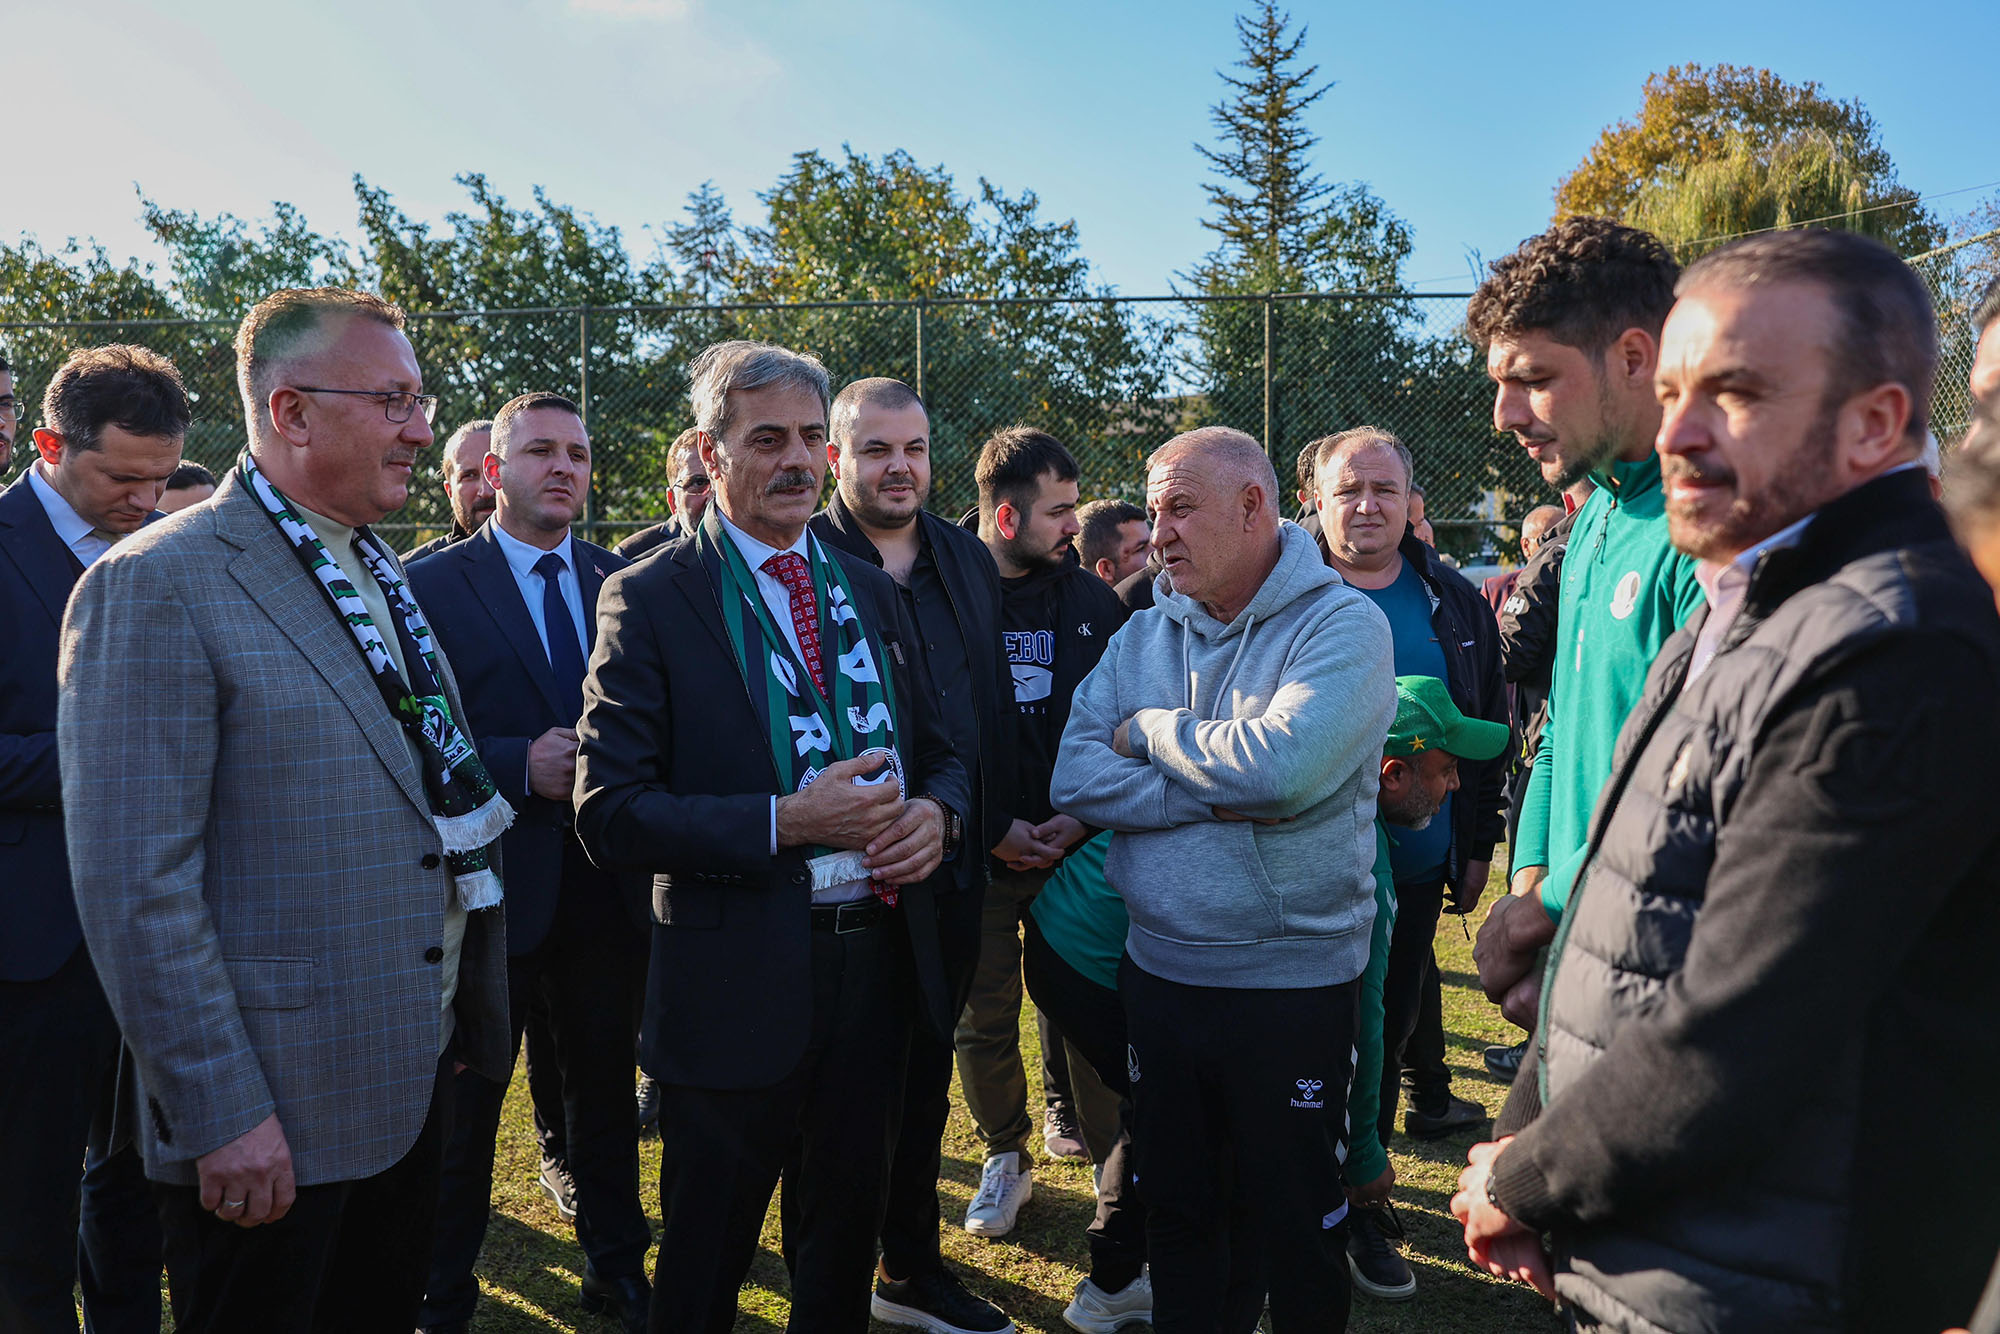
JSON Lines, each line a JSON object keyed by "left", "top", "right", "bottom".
{"left": 28, "top": 463, "right": 114, "bottom": 567}
{"left": 713, "top": 510, "right": 872, "bottom": 901}
{"left": 489, "top": 521, "right": 588, "bottom": 668}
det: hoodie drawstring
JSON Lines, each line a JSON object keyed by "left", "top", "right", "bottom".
{"left": 1182, "top": 613, "right": 1258, "bottom": 715}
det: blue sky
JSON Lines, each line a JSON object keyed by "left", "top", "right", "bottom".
{"left": 13, "top": 0, "right": 1999, "bottom": 300}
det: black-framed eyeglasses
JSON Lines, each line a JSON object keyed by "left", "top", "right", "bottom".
{"left": 289, "top": 386, "right": 439, "bottom": 425}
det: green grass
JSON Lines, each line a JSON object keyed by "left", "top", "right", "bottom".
{"left": 464, "top": 883, "right": 1560, "bottom": 1334}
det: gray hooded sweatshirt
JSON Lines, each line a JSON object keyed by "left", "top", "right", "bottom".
{"left": 1050, "top": 521, "right": 1395, "bottom": 989}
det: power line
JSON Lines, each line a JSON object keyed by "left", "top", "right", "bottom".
{"left": 1676, "top": 177, "right": 2000, "bottom": 251}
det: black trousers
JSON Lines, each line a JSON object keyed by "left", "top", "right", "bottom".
{"left": 1378, "top": 875, "right": 1451, "bottom": 1146}
{"left": 653, "top": 919, "right": 911, "bottom": 1334}
{"left": 1120, "top": 957, "right": 1355, "bottom": 1334}
{"left": 1021, "top": 915, "right": 1145, "bottom": 1289}
{"left": 877, "top": 883, "right": 985, "bottom": 1279}
{"left": 0, "top": 943, "right": 139, "bottom": 1334}
{"left": 153, "top": 1051, "right": 452, "bottom": 1334}
{"left": 421, "top": 860, "right": 650, "bottom": 1325}
{"left": 79, "top": 1083, "right": 164, "bottom": 1334}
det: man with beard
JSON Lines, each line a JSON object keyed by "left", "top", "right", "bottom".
{"left": 1453, "top": 226, "right": 2000, "bottom": 1334}
{"left": 1074, "top": 499, "right": 1151, "bottom": 587}
{"left": 404, "top": 418, "right": 495, "bottom": 562}
{"left": 808, "top": 378, "right": 1014, "bottom": 1334}
{"left": 1466, "top": 218, "right": 1705, "bottom": 1038}
{"left": 958, "top": 427, "right": 1122, "bottom": 1239}
{"left": 409, "top": 393, "right": 651, "bottom": 1332}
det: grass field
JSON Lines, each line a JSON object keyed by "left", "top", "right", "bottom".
{"left": 462, "top": 890, "right": 1563, "bottom": 1334}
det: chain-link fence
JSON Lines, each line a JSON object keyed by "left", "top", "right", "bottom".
{"left": 1, "top": 279, "right": 1985, "bottom": 561}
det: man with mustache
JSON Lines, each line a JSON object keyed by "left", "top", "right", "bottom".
{"left": 408, "top": 393, "right": 651, "bottom": 1332}
{"left": 404, "top": 418, "right": 495, "bottom": 563}
{"left": 575, "top": 340, "right": 966, "bottom": 1333}
{"left": 958, "top": 426, "right": 1123, "bottom": 1240}
{"left": 1466, "top": 218, "right": 1704, "bottom": 1038}
{"left": 1453, "top": 226, "right": 2000, "bottom": 1334}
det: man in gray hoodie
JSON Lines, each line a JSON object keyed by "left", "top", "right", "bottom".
{"left": 1051, "top": 426, "right": 1395, "bottom": 1334}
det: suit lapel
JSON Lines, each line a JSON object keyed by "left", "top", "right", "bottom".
{"left": 0, "top": 475, "right": 81, "bottom": 625}
{"left": 214, "top": 483, "right": 433, "bottom": 820}
{"left": 574, "top": 540, "right": 610, "bottom": 654}
{"left": 674, "top": 534, "right": 739, "bottom": 662}
{"left": 463, "top": 526, "right": 566, "bottom": 718}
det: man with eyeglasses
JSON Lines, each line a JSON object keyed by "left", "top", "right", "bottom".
{"left": 616, "top": 427, "right": 709, "bottom": 560}
{"left": 59, "top": 287, "right": 510, "bottom": 1331}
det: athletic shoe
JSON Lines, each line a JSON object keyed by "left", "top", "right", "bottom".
{"left": 538, "top": 1154, "right": 578, "bottom": 1221}
{"left": 1062, "top": 1271, "right": 1153, "bottom": 1332}
{"left": 635, "top": 1074, "right": 662, "bottom": 1136}
{"left": 871, "top": 1266, "right": 1016, "bottom": 1334}
{"left": 1403, "top": 1092, "right": 1489, "bottom": 1140}
{"left": 963, "top": 1151, "right": 1032, "bottom": 1237}
{"left": 1346, "top": 1203, "right": 1416, "bottom": 1301}
{"left": 1043, "top": 1102, "right": 1088, "bottom": 1160}
{"left": 1483, "top": 1040, "right": 1526, "bottom": 1080}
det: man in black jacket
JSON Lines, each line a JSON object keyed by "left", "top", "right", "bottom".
{"left": 614, "top": 428, "right": 707, "bottom": 561}
{"left": 1313, "top": 426, "right": 1508, "bottom": 1115}
{"left": 402, "top": 418, "right": 493, "bottom": 562}
{"left": 574, "top": 341, "right": 967, "bottom": 1334}
{"left": 956, "top": 427, "right": 1124, "bottom": 1240}
{"left": 1453, "top": 229, "right": 2000, "bottom": 1334}
{"left": 808, "top": 379, "right": 1014, "bottom": 1334}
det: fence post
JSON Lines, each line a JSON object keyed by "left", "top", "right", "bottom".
{"left": 1261, "top": 294, "right": 1274, "bottom": 467}
{"left": 578, "top": 305, "right": 596, "bottom": 545}
{"left": 914, "top": 297, "right": 927, "bottom": 399}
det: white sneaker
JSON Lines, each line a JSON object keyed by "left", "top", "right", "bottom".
{"left": 1063, "top": 1272, "right": 1153, "bottom": 1333}
{"left": 963, "top": 1151, "right": 1032, "bottom": 1237}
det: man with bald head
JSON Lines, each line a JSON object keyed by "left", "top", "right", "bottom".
{"left": 1053, "top": 426, "right": 1395, "bottom": 1333}
{"left": 404, "top": 418, "right": 495, "bottom": 563}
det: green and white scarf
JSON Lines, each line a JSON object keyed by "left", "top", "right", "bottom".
{"left": 701, "top": 517, "right": 906, "bottom": 895}
{"left": 239, "top": 451, "right": 513, "bottom": 908}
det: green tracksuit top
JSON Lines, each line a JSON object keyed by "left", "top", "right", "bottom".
{"left": 1512, "top": 450, "right": 1705, "bottom": 920}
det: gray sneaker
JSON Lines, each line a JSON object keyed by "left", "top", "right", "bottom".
{"left": 1062, "top": 1271, "right": 1153, "bottom": 1333}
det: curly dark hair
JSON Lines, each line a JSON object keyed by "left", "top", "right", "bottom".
{"left": 1465, "top": 217, "right": 1680, "bottom": 356}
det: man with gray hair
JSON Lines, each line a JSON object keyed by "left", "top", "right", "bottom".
{"left": 575, "top": 340, "right": 968, "bottom": 1333}
{"left": 1052, "top": 425, "right": 1394, "bottom": 1333}
{"left": 60, "top": 287, "right": 511, "bottom": 1328}
{"left": 404, "top": 418, "right": 495, "bottom": 563}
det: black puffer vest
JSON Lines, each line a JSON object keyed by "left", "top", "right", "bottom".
{"left": 1539, "top": 472, "right": 1995, "bottom": 1332}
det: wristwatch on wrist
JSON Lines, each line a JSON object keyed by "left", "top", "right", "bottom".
{"left": 922, "top": 795, "right": 961, "bottom": 857}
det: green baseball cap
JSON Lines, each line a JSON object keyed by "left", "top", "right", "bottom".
{"left": 1386, "top": 675, "right": 1509, "bottom": 762}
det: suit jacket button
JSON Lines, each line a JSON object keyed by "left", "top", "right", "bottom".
{"left": 424, "top": 946, "right": 445, "bottom": 964}
{"left": 421, "top": 853, "right": 441, "bottom": 869}
{"left": 791, "top": 870, "right": 807, "bottom": 885}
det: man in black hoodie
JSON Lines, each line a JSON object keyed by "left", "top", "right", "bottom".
{"left": 807, "top": 379, "right": 1015, "bottom": 1334}
{"left": 957, "top": 427, "right": 1124, "bottom": 1240}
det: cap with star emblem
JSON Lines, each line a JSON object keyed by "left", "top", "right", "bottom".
{"left": 1385, "top": 675, "right": 1509, "bottom": 761}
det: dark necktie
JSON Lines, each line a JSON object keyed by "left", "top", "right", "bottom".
{"left": 761, "top": 551, "right": 827, "bottom": 695}
{"left": 533, "top": 551, "right": 587, "bottom": 721}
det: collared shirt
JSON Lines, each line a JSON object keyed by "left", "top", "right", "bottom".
{"left": 489, "top": 520, "right": 587, "bottom": 667}
{"left": 714, "top": 510, "right": 869, "bottom": 900}
{"left": 28, "top": 462, "right": 113, "bottom": 567}
{"left": 294, "top": 501, "right": 466, "bottom": 1053}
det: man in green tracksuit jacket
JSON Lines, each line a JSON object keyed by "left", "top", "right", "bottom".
{"left": 1462, "top": 218, "right": 1703, "bottom": 1030}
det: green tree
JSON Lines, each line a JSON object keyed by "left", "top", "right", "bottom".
{"left": 1556, "top": 64, "right": 1941, "bottom": 255}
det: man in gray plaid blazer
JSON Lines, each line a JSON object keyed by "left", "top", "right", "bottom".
{"left": 59, "top": 288, "right": 510, "bottom": 1333}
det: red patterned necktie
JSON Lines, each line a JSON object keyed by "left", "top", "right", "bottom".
{"left": 761, "top": 551, "right": 827, "bottom": 695}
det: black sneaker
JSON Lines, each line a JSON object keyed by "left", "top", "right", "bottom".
{"left": 1044, "top": 1101, "right": 1088, "bottom": 1160}
{"left": 1403, "top": 1092, "right": 1490, "bottom": 1140}
{"left": 636, "top": 1074, "right": 661, "bottom": 1136}
{"left": 1346, "top": 1203, "right": 1416, "bottom": 1301}
{"left": 537, "top": 1154, "right": 578, "bottom": 1220}
{"left": 871, "top": 1266, "right": 1017, "bottom": 1334}
{"left": 1483, "top": 1040, "right": 1526, "bottom": 1080}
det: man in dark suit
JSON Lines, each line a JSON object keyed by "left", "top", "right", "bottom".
{"left": 403, "top": 417, "right": 494, "bottom": 563}
{"left": 0, "top": 344, "right": 188, "bottom": 1332}
{"left": 575, "top": 340, "right": 968, "bottom": 1334}
{"left": 410, "top": 393, "right": 652, "bottom": 1332}
{"left": 614, "top": 427, "right": 708, "bottom": 561}
{"left": 809, "top": 378, "right": 1013, "bottom": 1334}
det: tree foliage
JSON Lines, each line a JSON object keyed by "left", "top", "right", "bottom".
{"left": 1556, "top": 63, "right": 1941, "bottom": 255}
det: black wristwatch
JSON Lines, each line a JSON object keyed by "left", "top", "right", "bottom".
{"left": 922, "top": 796, "right": 961, "bottom": 857}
